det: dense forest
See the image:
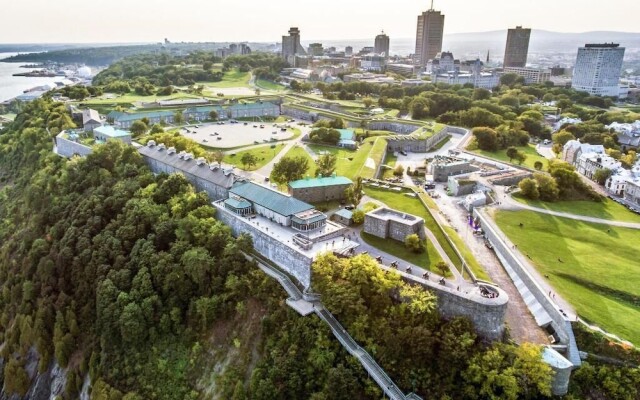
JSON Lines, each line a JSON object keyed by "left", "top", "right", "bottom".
{"left": 1, "top": 100, "right": 639, "bottom": 399}
{"left": 0, "top": 44, "right": 231, "bottom": 66}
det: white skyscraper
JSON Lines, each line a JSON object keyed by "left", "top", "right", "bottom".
{"left": 572, "top": 43, "right": 625, "bottom": 97}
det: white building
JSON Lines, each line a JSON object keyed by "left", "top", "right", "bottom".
{"left": 606, "top": 121, "right": 640, "bottom": 150}
{"left": 553, "top": 117, "right": 582, "bottom": 132}
{"left": 503, "top": 67, "right": 551, "bottom": 85}
{"left": 576, "top": 152, "right": 621, "bottom": 180}
{"left": 571, "top": 43, "right": 625, "bottom": 97}
{"left": 431, "top": 71, "right": 500, "bottom": 89}
{"left": 561, "top": 140, "right": 605, "bottom": 165}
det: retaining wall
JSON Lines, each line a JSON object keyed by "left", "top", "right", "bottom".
{"left": 55, "top": 134, "right": 93, "bottom": 158}
{"left": 474, "top": 208, "right": 581, "bottom": 367}
{"left": 381, "top": 265, "right": 508, "bottom": 340}
{"left": 214, "top": 203, "right": 314, "bottom": 288}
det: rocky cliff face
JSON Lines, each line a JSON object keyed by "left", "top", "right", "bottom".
{"left": 0, "top": 348, "right": 89, "bottom": 400}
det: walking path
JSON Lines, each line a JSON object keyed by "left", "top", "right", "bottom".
{"left": 498, "top": 190, "right": 640, "bottom": 229}
{"left": 247, "top": 252, "right": 422, "bottom": 400}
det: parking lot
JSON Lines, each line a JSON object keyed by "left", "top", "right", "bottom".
{"left": 181, "top": 122, "right": 295, "bottom": 149}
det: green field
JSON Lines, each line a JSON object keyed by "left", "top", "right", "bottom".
{"left": 256, "top": 79, "right": 286, "bottom": 91}
{"left": 494, "top": 210, "right": 640, "bottom": 345}
{"left": 199, "top": 70, "right": 251, "bottom": 88}
{"left": 471, "top": 144, "right": 549, "bottom": 171}
{"left": 308, "top": 137, "right": 384, "bottom": 180}
{"left": 380, "top": 152, "right": 398, "bottom": 180}
{"left": 513, "top": 194, "right": 640, "bottom": 223}
{"left": 81, "top": 92, "right": 205, "bottom": 106}
{"left": 363, "top": 186, "right": 464, "bottom": 272}
{"left": 360, "top": 232, "right": 447, "bottom": 276}
{"left": 223, "top": 144, "right": 285, "bottom": 170}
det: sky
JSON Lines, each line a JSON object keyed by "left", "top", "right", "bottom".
{"left": 0, "top": 0, "right": 638, "bottom": 44}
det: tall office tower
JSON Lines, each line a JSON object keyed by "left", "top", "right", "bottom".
{"left": 572, "top": 43, "right": 625, "bottom": 97}
{"left": 282, "top": 27, "right": 307, "bottom": 64}
{"left": 345, "top": 46, "right": 353, "bottom": 56}
{"left": 374, "top": 30, "right": 390, "bottom": 58}
{"left": 308, "top": 43, "right": 324, "bottom": 57}
{"left": 503, "top": 26, "right": 531, "bottom": 67}
{"left": 415, "top": 2, "right": 445, "bottom": 67}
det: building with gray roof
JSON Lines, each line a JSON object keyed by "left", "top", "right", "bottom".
{"left": 82, "top": 108, "right": 103, "bottom": 132}
{"left": 138, "top": 142, "right": 243, "bottom": 201}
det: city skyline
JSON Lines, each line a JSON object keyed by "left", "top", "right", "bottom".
{"left": 0, "top": 0, "right": 638, "bottom": 43}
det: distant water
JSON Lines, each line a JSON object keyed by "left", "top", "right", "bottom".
{"left": 0, "top": 52, "right": 59, "bottom": 103}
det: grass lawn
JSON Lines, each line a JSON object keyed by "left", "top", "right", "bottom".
{"left": 512, "top": 194, "right": 640, "bottom": 223}
{"left": 429, "top": 135, "right": 451, "bottom": 152}
{"left": 199, "top": 69, "right": 251, "bottom": 88}
{"left": 256, "top": 79, "right": 286, "bottom": 91}
{"left": 380, "top": 152, "right": 398, "bottom": 180}
{"left": 223, "top": 144, "right": 286, "bottom": 170}
{"left": 81, "top": 92, "right": 205, "bottom": 106}
{"left": 283, "top": 145, "right": 317, "bottom": 176}
{"left": 363, "top": 186, "right": 464, "bottom": 272}
{"left": 494, "top": 210, "right": 640, "bottom": 345}
{"left": 360, "top": 232, "right": 447, "bottom": 276}
{"left": 308, "top": 137, "right": 383, "bottom": 180}
{"left": 471, "top": 144, "right": 549, "bottom": 171}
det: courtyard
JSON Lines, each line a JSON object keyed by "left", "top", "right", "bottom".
{"left": 181, "top": 122, "right": 295, "bottom": 149}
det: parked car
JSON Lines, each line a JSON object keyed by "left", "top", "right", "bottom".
{"left": 400, "top": 150, "right": 408, "bottom": 156}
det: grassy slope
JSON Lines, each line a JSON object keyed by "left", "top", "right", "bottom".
{"left": 472, "top": 144, "right": 549, "bottom": 171}
{"left": 494, "top": 210, "right": 640, "bottom": 345}
{"left": 308, "top": 137, "right": 384, "bottom": 180}
{"left": 223, "top": 144, "right": 286, "bottom": 170}
{"left": 360, "top": 232, "right": 446, "bottom": 276}
{"left": 199, "top": 70, "right": 251, "bottom": 88}
{"left": 256, "top": 79, "right": 286, "bottom": 91}
{"left": 512, "top": 194, "right": 640, "bottom": 223}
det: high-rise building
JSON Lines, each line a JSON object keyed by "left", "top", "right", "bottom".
{"left": 374, "top": 31, "right": 390, "bottom": 58}
{"left": 572, "top": 43, "right": 625, "bottom": 97}
{"left": 282, "top": 27, "right": 307, "bottom": 65}
{"left": 503, "top": 26, "right": 531, "bottom": 68}
{"left": 308, "top": 43, "right": 324, "bottom": 57}
{"left": 414, "top": 3, "right": 445, "bottom": 67}
{"left": 345, "top": 46, "right": 353, "bottom": 56}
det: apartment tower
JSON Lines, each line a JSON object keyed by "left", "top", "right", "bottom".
{"left": 415, "top": 2, "right": 445, "bottom": 67}
{"left": 282, "top": 27, "right": 307, "bottom": 65}
{"left": 503, "top": 26, "right": 531, "bottom": 68}
{"left": 374, "top": 31, "right": 390, "bottom": 58}
{"left": 572, "top": 43, "right": 625, "bottom": 97}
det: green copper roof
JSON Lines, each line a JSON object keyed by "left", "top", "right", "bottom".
{"left": 337, "top": 129, "right": 356, "bottom": 141}
{"left": 288, "top": 176, "right": 353, "bottom": 190}
{"left": 230, "top": 182, "right": 313, "bottom": 217}
{"left": 94, "top": 125, "right": 130, "bottom": 138}
{"left": 334, "top": 209, "right": 353, "bottom": 219}
{"left": 224, "top": 197, "right": 252, "bottom": 209}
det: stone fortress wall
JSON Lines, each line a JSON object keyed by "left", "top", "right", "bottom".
{"left": 213, "top": 202, "right": 314, "bottom": 288}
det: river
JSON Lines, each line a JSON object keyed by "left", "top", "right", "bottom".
{"left": 0, "top": 52, "right": 59, "bottom": 103}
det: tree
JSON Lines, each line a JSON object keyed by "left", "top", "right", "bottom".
{"left": 362, "top": 97, "right": 374, "bottom": 107}
{"left": 552, "top": 130, "right": 575, "bottom": 147}
{"left": 500, "top": 73, "right": 525, "bottom": 87}
{"left": 506, "top": 147, "right": 519, "bottom": 162}
{"left": 518, "top": 178, "right": 539, "bottom": 200}
{"left": 316, "top": 153, "right": 337, "bottom": 177}
{"left": 271, "top": 156, "right": 309, "bottom": 184}
{"left": 533, "top": 161, "right": 543, "bottom": 170}
{"left": 404, "top": 234, "right": 425, "bottom": 253}
{"left": 344, "top": 177, "right": 364, "bottom": 206}
{"left": 514, "top": 150, "right": 527, "bottom": 165}
{"left": 240, "top": 152, "right": 258, "bottom": 170}
{"left": 351, "top": 210, "right": 365, "bottom": 225}
{"left": 212, "top": 150, "right": 225, "bottom": 166}
{"left": 593, "top": 168, "right": 612, "bottom": 185}
{"left": 130, "top": 120, "right": 148, "bottom": 136}
{"left": 173, "top": 110, "right": 184, "bottom": 125}
{"left": 393, "top": 164, "right": 405, "bottom": 176}
{"left": 209, "top": 110, "right": 218, "bottom": 121}
{"left": 150, "top": 124, "right": 164, "bottom": 134}
{"left": 472, "top": 127, "right": 498, "bottom": 151}
{"left": 534, "top": 173, "right": 560, "bottom": 201}
{"left": 436, "top": 261, "right": 449, "bottom": 277}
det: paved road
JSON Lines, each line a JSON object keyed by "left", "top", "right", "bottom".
{"left": 428, "top": 185, "right": 549, "bottom": 344}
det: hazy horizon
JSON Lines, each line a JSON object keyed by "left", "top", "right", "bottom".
{"left": 1, "top": 0, "right": 638, "bottom": 44}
